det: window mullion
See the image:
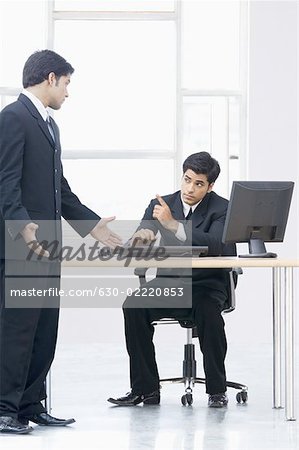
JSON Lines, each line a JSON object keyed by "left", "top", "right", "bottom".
{"left": 52, "top": 11, "right": 176, "bottom": 21}
{"left": 62, "top": 150, "right": 175, "bottom": 160}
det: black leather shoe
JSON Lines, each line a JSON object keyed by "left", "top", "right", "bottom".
{"left": 208, "top": 393, "right": 228, "bottom": 408}
{"left": 107, "top": 390, "right": 160, "bottom": 406}
{"left": 0, "top": 416, "right": 33, "bottom": 434}
{"left": 25, "top": 412, "right": 75, "bottom": 426}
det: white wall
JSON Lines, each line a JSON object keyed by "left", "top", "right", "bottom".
{"left": 227, "top": 0, "right": 298, "bottom": 346}
{"left": 57, "top": 1, "right": 298, "bottom": 352}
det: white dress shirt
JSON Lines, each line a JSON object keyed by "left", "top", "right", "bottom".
{"left": 175, "top": 195, "right": 202, "bottom": 242}
{"left": 22, "top": 89, "right": 49, "bottom": 122}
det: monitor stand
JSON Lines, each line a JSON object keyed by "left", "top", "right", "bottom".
{"left": 238, "top": 238, "right": 277, "bottom": 258}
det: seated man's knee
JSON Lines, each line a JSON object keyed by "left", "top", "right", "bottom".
{"left": 123, "top": 296, "right": 147, "bottom": 318}
{"left": 193, "top": 295, "right": 224, "bottom": 321}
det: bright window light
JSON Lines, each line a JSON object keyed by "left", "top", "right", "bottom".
{"left": 0, "top": 1, "right": 46, "bottom": 87}
{"left": 182, "top": 0, "right": 240, "bottom": 89}
{"left": 62, "top": 159, "right": 174, "bottom": 219}
{"left": 54, "top": 20, "right": 176, "bottom": 152}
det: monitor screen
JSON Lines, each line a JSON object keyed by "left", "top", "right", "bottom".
{"left": 222, "top": 181, "right": 294, "bottom": 258}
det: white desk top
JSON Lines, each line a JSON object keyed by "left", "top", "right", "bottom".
{"left": 191, "top": 257, "right": 299, "bottom": 268}
{"left": 62, "top": 256, "right": 299, "bottom": 268}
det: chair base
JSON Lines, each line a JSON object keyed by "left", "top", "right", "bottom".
{"left": 159, "top": 377, "right": 248, "bottom": 406}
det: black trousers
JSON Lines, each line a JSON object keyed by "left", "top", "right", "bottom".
{"left": 123, "top": 278, "right": 227, "bottom": 395}
{"left": 0, "top": 259, "right": 60, "bottom": 418}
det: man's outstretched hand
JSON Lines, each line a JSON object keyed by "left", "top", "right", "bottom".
{"left": 90, "top": 217, "right": 122, "bottom": 248}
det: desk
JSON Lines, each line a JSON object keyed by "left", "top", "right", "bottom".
{"left": 62, "top": 256, "right": 298, "bottom": 421}
{"left": 191, "top": 257, "right": 298, "bottom": 422}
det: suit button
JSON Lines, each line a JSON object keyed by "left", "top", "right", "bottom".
{"left": 56, "top": 209, "right": 59, "bottom": 213}
{"left": 55, "top": 189, "right": 58, "bottom": 194}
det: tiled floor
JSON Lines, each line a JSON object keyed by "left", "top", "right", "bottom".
{"left": 0, "top": 340, "right": 298, "bottom": 450}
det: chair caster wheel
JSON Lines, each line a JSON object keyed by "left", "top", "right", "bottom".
{"left": 181, "top": 393, "right": 193, "bottom": 406}
{"left": 236, "top": 391, "right": 248, "bottom": 403}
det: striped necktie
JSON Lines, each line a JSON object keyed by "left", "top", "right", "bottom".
{"left": 46, "top": 116, "right": 56, "bottom": 144}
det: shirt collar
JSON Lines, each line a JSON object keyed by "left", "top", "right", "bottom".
{"left": 22, "top": 89, "right": 49, "bottom": 122}
{"left": 180, "top": 194, "right": 202, "bottom": 217}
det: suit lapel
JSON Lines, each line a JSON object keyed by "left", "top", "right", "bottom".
{"left": 192, "top": 193, "right": 210, "bottom": 227}
{"left": 169, "top": 193, "right": 185, "bottom": 220}
{"left": 37, "top": 115, "right": 56, "bottom": 148}
{"left": 18, "top": 93, "right": 56, "bottom": 148}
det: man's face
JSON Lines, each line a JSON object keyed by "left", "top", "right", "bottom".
{"left": 181, "top": 169, "right": 214, "bottom": 205}
{"left": 48, "top": 74, "right": 71, "bottom": 110}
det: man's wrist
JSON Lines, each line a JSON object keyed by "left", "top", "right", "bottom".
{"left": 166, "top": 219, "right": 179, "bottom": 233}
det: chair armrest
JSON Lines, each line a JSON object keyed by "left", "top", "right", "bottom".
{"left": 223, "top": 267, "right": 243, "bottom": 314}
{"left": 231, "top": 267, "right": 243, "bottom": 288}
{"left": 134, "top": 267, "right": 148, "bottom": 286}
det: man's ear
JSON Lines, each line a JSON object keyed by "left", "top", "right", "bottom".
{"left": 207, "top": 182, "right": 214, "bottom": 193}
{"left": 47, "top": 72, "right": 56, "bottom": 86}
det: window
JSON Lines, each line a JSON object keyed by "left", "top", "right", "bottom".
{"left": 63, "top": 159, "right": 174, "bottom": 219}
{"left": 0, "top": 0, "right": 248, "bottom": 213}
{"left": 182, "top": 1, "right": 241, "bottom": 90}
{"left": 54, "top": 20, "right": 176, "bottom": 153}
{"left": 0, "top": 1, "right": 46, "bottom": 87}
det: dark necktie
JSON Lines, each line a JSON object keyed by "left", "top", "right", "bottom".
{"left": 185, "top": 207, "right": 193, "bottom": 220}
{"left": 46, "top": 116, "right": 56, "bottom": 144}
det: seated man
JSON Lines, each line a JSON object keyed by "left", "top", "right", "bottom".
{"left": 108, "top": 151, "right": 236, "bottom": 408}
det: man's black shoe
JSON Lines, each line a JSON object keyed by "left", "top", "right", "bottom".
{"left": 0, "top": 416, "right": 33, "bottom": 434}
{"left": 25, "top": 412, "right": 75, "bottom": 426}
{"left": 107, "top": 390, "right": 160, "bottom": 406}
{"left": 208, "top": 393, "right": 228, "bottom": 408}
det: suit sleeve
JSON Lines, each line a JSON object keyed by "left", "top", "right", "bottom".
{"left": 0, "top": 109, "right": 31, "bottom": 239}
{"left": 135, "top": 198, "right": 186, "bottom": 248}
{"left": 60, "top": 171, "right": 101, "bottom": 237}
{"left": 135, "top": 199, "right": 160, "bottom": 235}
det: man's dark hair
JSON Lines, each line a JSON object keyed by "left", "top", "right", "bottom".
{"left": 183, "top": 151, "right": 221, "bottom": 184}
{"left": 22, "top": 50, "right": 74, "bottom": 88}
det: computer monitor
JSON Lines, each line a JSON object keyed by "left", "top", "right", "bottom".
{"left": 222, "top": 181, "right": 294, "bottom": 258}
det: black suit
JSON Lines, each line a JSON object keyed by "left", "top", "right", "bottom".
{"left": 123, "top": 190, "right": 236, "bottom": 395}
{"left": 0, "top": 94, "right": 100, "bottom": 418}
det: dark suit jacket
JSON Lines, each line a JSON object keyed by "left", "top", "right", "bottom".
{"left": 138, "top": 190, "right": 236, "bottom": 294}
{"left": 0, "top": 93, "right": 100, "bottom": 260}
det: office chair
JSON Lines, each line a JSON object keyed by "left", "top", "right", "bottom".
{"left": 134, "top": 266, "right": 248, "bottom": 406}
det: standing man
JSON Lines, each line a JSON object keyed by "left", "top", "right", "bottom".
{"left": 0, "top": 50, "right": 121, "bottom": 434}
{"left": 108, "top": 152, "right": 236, "bottom": 408}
